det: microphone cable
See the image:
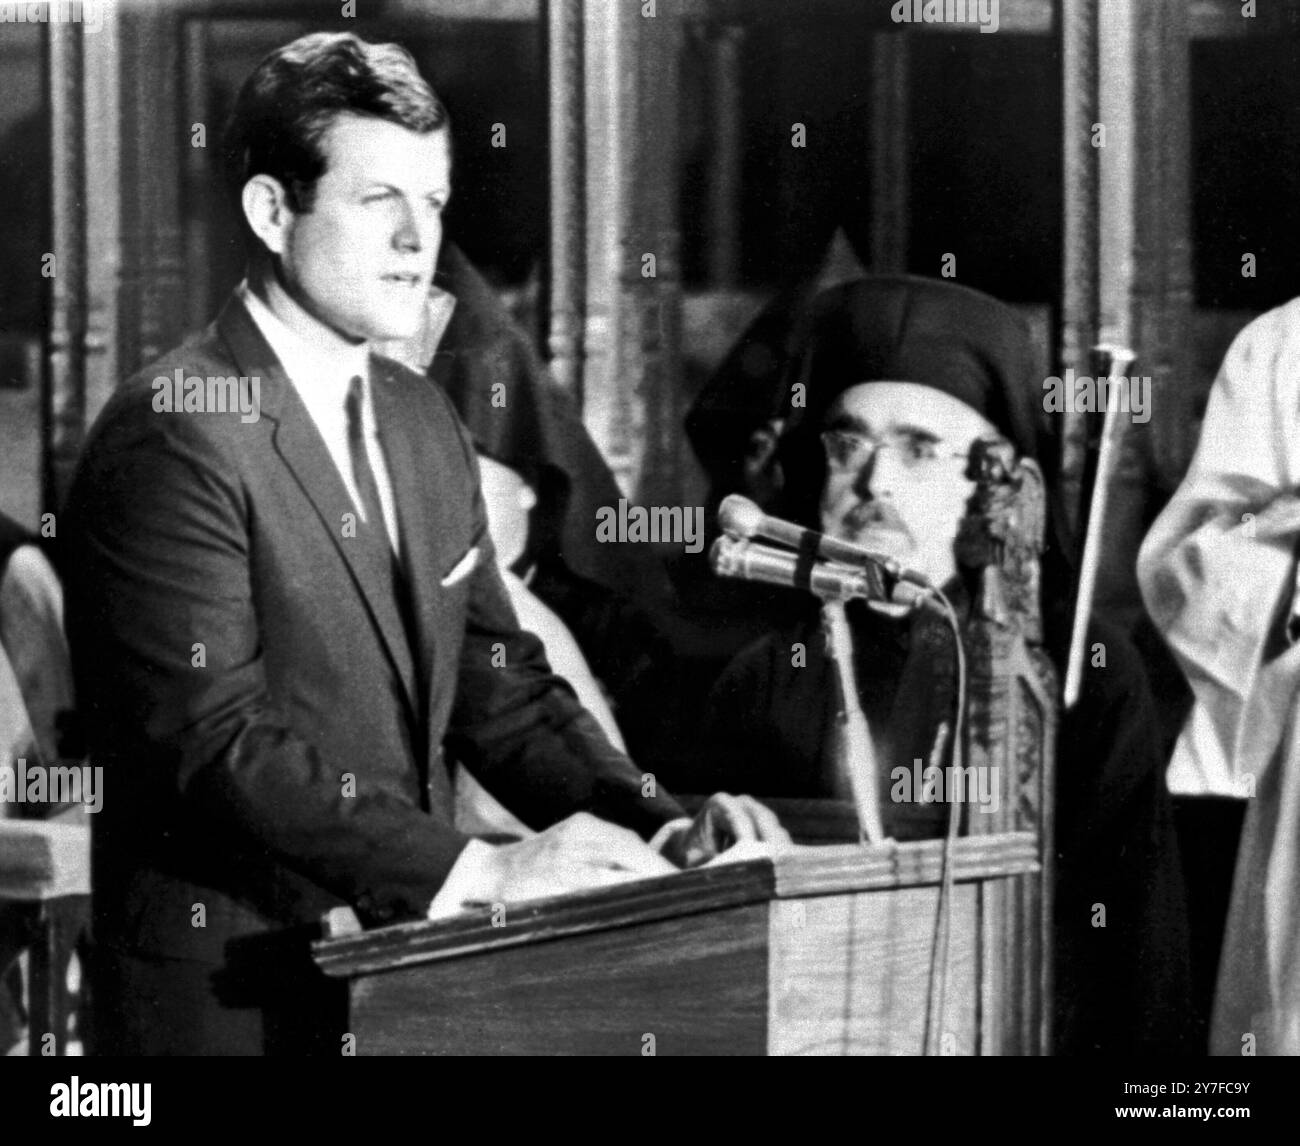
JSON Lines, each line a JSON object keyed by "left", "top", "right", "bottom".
{"left": 922, "top": 585, "right": 965, "bottom": 1057}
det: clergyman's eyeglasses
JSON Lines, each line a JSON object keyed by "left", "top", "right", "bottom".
{"left": 820, "top": 429, "right": 971, "bottom": 476}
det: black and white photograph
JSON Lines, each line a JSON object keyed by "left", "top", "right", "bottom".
{"left": 0, "top": 0, "right": 1293, "bottom": 1108}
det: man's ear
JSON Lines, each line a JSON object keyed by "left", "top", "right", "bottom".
{"left": 241, "top": 174, "right": 294, "bottom": 257}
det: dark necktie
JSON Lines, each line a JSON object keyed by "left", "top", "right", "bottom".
{"left": 345, "top": 371, "right": 431, "bottom": 779}
{"left": 345, "top": 372, "right": 425, "bottom": 712}
{"left": 345, "top": 375, "right": 389, "bottom": 545}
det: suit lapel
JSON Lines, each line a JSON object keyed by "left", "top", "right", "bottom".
{"left": 214, "top": 295, "right": 421, "bottom": 718}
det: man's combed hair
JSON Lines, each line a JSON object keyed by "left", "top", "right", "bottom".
{"left": 222, "top": 31, "right": 449, "bottom": 214}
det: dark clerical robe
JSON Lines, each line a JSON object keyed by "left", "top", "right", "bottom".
{"left": 700, "top": 602, "right": 1193, "bottom": 1056}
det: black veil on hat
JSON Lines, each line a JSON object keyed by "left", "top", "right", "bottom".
{"left": 782, "top": 276, "right": 1047, "bottom": 454}
{"left": 427, "top": 243, "right": 673, "bottom": 606}
{"left": 684, "top": 228, "right": 869, "bottom": 495}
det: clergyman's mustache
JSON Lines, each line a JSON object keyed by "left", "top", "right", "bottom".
{"left": 841, "top": 501, "right": 912, "bottom": 544}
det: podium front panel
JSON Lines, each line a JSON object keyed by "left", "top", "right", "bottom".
{"left": 348, "top": 902, "right": 770, "bottom": 1055}
{"left": 769, "top": 883, "right": 979, "bottom": 1055}
{"left": 313, "top": 834, "right": 1045, "bottom": 1055}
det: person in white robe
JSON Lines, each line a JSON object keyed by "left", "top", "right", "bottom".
{"left": 0, "top": 519, "right": 84, "bottom": 1054}
{"left": 1138, "top": 298, "right": 1300, "bottom": 1056}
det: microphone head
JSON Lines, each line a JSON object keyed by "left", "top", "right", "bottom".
{"left": 709, "top": 534, "right": 744, "bottom": 576}
{"left": 718, "top": 494, "right": 765, "bottom": 541}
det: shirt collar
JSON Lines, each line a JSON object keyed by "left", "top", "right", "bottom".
{"left": 237, "top": 280, "right": 371, "bottom": 411}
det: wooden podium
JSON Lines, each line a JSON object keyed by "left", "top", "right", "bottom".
{"left": 311, "top": 818, "right": 1047, "bottom": 1056}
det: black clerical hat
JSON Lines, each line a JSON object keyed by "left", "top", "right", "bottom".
{"left": 778, "top": 275, "right": 1048, "bottom": 464}
{"left": 689, "top": 274, "right": 1059, "bottom": 523}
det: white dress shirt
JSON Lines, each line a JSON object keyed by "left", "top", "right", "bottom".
{"left": 238, "top": 282, "right": 402, "bottom": 554}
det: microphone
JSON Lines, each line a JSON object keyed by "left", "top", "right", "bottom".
{"left": 718, "top": 494, "right": 931, "bottom": 589}
{"left": 710, "top": 536, "right": 938, "bottom": 612}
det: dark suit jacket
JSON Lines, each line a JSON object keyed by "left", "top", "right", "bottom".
{"left": 62, "top": 294, "right": 682, "bottom": 1023}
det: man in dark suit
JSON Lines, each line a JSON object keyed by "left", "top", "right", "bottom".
{"left": 62, "top": 31, "right": 782, "bottom": 1055}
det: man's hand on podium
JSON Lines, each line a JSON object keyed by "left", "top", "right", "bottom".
{"left": 427, "top": 797, "right": 790, "bottom": 919}
{"left": 656, "top": 793, "right": 790, "bottom": 870}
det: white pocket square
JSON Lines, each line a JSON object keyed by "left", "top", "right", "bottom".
{"left": 440, "top": 546, "right": 480, "bottom": 587}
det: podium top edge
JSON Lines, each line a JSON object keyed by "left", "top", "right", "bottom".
{"left": 311, "top": 833, "right": 1039, "bottom": 979}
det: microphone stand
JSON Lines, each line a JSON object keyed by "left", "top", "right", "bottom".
{"left": 709, "top": 532, "right": 900, "bottom": 844}
{"left": 713, "top": 525, "right": 974, "bottom": 1051}
{"left": 820, "top": 598, "right": 888, "bottom": 846}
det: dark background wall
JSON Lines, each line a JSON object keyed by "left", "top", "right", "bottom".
{"left": 3, "top": 18, "right": 1299, "bottom": 325}
{"left": 4, "top": 12, "right": 1300, "bottom": 529}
